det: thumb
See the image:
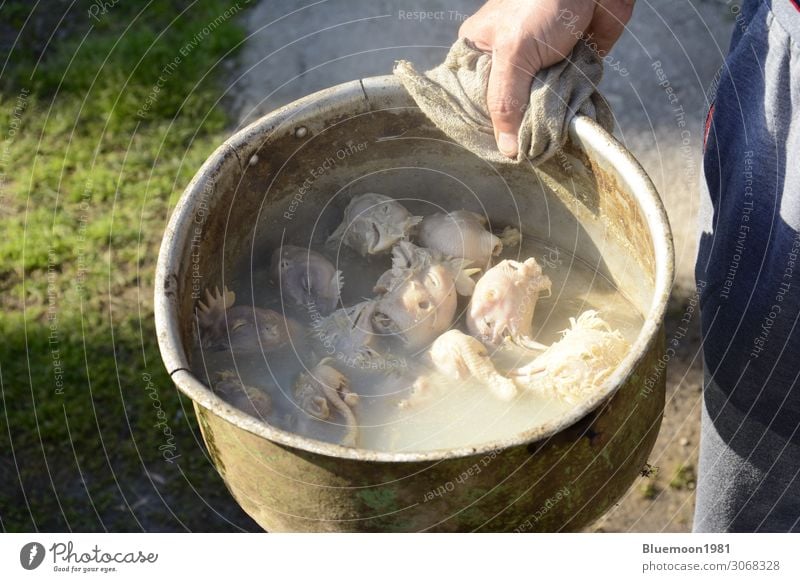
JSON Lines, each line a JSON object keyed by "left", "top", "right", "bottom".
{"left": 486, "top": 47, "right": 536, "bottom": 158}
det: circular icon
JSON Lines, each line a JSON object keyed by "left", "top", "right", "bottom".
{"left": 19, "top": 542, "right": 46, "bottom": 570}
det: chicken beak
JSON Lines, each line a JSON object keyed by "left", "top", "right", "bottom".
{"left": 369, "top": 226, "right": 396, "bottom": 253}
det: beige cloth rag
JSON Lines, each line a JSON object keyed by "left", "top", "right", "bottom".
{"left": 394, "top": 38, "right": 614, "bottom": 165}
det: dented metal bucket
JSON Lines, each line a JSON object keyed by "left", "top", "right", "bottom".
{"left": 154, "top": 75, "right": 674, "bottom": 532}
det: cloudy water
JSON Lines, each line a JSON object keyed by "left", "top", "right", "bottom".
{"left": 193, "top": 234, "right": 644, "bottom": 453}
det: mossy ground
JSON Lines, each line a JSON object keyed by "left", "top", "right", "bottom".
{"left": 0, "top": 0, "right": 257, "bottom": 531}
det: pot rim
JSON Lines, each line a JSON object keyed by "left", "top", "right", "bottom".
{"left": 154, "top": 75, "right": 674, "bottom": 463}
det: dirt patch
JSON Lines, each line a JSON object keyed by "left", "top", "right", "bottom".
{"left": 591, "top": 288, "right": 704, "bottom": 532}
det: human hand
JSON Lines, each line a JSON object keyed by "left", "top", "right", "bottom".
{"left": 459, "top": 0, "right": 635, "bottom": 157}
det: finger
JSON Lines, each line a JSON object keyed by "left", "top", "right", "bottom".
{"left": 486, "top": 46, "right": 536, "bottom": 158}
{"left": 587, "top": 0, "right": 635, "bottom": 56}
{"left": 458, "top": 1, "right": 494, "bottom": 47}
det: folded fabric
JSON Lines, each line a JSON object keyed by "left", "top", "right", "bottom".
{"left": 394, "top": 38, "right": 614, "bottom": 165}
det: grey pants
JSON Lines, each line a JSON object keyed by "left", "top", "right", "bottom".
{"left": 694, "top": 372, "right": 800, "bottom": 531}
{"left": 694, "top": 0, "right": 800, "bottom": 532}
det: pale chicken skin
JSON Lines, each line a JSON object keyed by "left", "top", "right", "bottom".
{"left": 293, "top": 358, "right": 359, "bottom": 446}
{"left": 270, "top": 245, "right": 342, "bottom": 315}
{"left": 398, "top": 329, "right": 518, "bottom": 409}
{"left": 327, "top": 193, "right": 422, "bottom": 255}
{"left": 196, "top": 286, "right": 301, "bottom": 353}
{"left": 466, "top": 258, "right": 552, "bottom": 349}
{"left": 429, "top": 330, "right": 518, "bottom": 401}
{"left": 416, "top": 210, "right": 503, "bottom": 269}
{"left": 372, "top": 242, "right": 479, "bottom": 350}
{"left": 373, "top": 266, "right": 457, "bottom": 351}
{"left": 509, "top": 310, "right": 630, "bottom": 404}
{"left": 397, "top": 376, "right": 437, "bottom": 410}
{"left": 212, "top": 370, "right": 273, "bottom": 419}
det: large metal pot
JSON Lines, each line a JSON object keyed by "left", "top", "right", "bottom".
{"left": 155, "top": 75, "right": 673, "bottom": 532}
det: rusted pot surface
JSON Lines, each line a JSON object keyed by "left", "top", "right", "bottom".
{"left": 155, "top": 76, "right": 674, "bottom": 532}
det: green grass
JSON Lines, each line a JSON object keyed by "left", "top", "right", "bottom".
{"left": 638, "top": 482, "right": 659, "bottom": 501}
{"left": 669, "top": 464, "right": 697, "bottom": 492}
{"left": 0, "top": 0, "right": 257, "bottom": 531}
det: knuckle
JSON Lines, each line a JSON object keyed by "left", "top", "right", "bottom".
{"left": 487, "top": 82, "right": 529, "bottom": 119}
{"left": 602, "top": 0, "right": 635, "bottom": 18}
{"left": 494, "top": 32, "right": 528, "bottom": 59}
{"left": 487, "top": 94, "right": 525, "bottom": 118}
{"left": 492, "top": 37, "right": 538, "bottom": 78}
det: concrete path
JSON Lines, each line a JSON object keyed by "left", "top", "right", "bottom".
{"left": 229, "top": 0, "right": 482, "bottom": 124}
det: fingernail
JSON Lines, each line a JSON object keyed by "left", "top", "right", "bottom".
{"left": 497, "top": 132, "right": 518, "bottom": 157}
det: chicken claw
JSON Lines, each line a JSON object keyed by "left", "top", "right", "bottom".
{"left": 397, "top": 377, "right": 435, "bottom": 409}
{"left": 429, "top": 330, "right": 518, "bottom": 401}
{"left": 293, "top": 358, "right": 359, "bottom": 447}
{"left": 196, "top": 286, "right": 235, "bottom": 330}
{"left": 196, "top": 286, "right": 301, "bottom": 353}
